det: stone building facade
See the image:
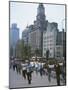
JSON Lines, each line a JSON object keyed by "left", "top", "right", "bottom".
{"left": 43, "top": 22, "right": 58, "bottom": 58}
{"left": 22, "top": 3, "right": 47, "bottom": 56}
{"left": 43, "top": 23, "right": 65, "bottom": 58}
{"left": 22, "top": 3, "right": 66, "bottom": 58}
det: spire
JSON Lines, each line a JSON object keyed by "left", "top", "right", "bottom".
{"left": 36, "top": 3, "right": 46, "bottom": 21}
{"left": 37, "top": 3, "right": 45, "bottom": 16}
{"left": 38, "top": 3, "right": 44, "bottom": 8}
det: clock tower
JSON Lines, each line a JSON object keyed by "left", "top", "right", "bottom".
{"left": 36, "top": 3, "right": 47, "bottom": 31}
{"left": 37, "top": 3, "right": 46, "bottom": 22}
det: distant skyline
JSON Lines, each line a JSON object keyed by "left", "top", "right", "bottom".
{"left": 10, "top": 2, "right": 65, "bottom": 38}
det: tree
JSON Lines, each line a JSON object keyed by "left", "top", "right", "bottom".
{"left": 46, "top": 49, "right": 49, "bottom": 61}
{"left": 15, "top": 39, "right": 31, "bottom": 60}
{"left": 15, "top": 39, "right": 24, "bottom": 59}
{"left": 35, "top": 48, "right": 41, "bottom": 57}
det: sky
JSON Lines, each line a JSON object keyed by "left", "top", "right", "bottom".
{"left": 10, "top": 2, "right": 65, "bottom": 38}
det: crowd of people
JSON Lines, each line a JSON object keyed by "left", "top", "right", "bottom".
{"left": 10, "top": 60, "right": 66, "bottom": 85}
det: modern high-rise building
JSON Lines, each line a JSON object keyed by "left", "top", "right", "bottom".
{"left": 10, "top": 23, "right": 19, "bottom": 57}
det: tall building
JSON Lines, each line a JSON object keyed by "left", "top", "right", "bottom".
{"left": 28, "top": 29, "right": 41, "bottom": 53}
{"left": 36, "top": 3, "right": 47, "bottom": 31}
{"left": 22, "top": 3, "right": 66, "bottom": 59}
{"left": 22, "top": 26, "right": 29, "bottom": 45}
{"left": 27, "top": 3, "right": 47, "bottom": 56}
{"left": 43, "top": 22, "right": 65, "bottom": 59}
{"left": 22, "top": 25, "right": 33, "bottom": 45}
{"left": 56, "top": 30, "right": 66, "bottom": 58}
{"left": 10, "top": 23, "right": 19, "bottom": 57}
{"left": 43, "top": 22, "right": 58, "bottom": 58}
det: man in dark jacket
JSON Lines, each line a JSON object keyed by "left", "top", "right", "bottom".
{"left": 26, "top": 62, "right": 33, "bottom": 84}
{"left": 54, "top": 63, "right": 61, "bottom": 86}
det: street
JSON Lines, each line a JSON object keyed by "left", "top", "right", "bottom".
{"left": 9, "top": 68, "right": 64, "bottom": 88}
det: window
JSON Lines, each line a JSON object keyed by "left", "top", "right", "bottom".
{"left": 44, "top": 37, "right": 46, "bottom": 39}
{"left": 44, "top": 41, "right": 46, "bottom": 43}
{"left": 44, "top": 48, "right": 46, "bottom": 50}
{"left": 44, "top": 53, "right": 46, "bottom": 56}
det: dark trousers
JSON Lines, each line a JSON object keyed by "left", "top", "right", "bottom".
{"left": 22, "top": 70, "right": 27, "bottom": 79}
{"left": 56, "top": 75, "right": 60, "bottom": 86}
{"left": 48, "top": 72, "right": 51, "bottom": 82}
{"left": 27, "top": 72, "right": 32, "bottom": 84}
{"left": 40, "top": 68, "right": 44, "bottom": 76}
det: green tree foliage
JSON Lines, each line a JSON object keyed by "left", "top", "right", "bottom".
{"left": 35, "top": 48, "right": 41, "bottom": 57}
{"left": 15, "top": 39, "right": 31, "bottom": 60}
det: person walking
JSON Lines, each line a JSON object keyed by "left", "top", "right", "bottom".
{"left": 16, "top": 63, "right": 21, "bottom": 74}
{"left": 54, "top": 63, "right": 61, "bottom": 86}
{"left": 35, "top": 62, "right": 39, "bottom": 75}
{"left": 13, "top": 61, "right": 17, "bottom": 71}
{"left": 47, "top": 65, "right": 51, "bottom": 82}
{"left": 39, "top": 63, "right": 44, "bottom": 77}
{"left": 21, "top": 63, "right": 27, "bottom": 79}
{"left": 26, "top": 62, "right": 33, "bottom": 84}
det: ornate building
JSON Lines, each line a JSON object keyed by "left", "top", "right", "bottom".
{"left": 22, "top": 3, "right": 47, "bottom": 56}
{"left": 22, "top": 3, "right": 65, "bottom": 58}
{"left": 43, "top": 22, "right": 59, "bottom": 58}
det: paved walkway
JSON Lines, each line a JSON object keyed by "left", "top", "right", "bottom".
{"left": 9, "top": 69, "right": 64, "bottom": 88}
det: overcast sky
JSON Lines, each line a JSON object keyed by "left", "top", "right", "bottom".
{"left": 10, "top": 2, "right": 65, "bottom": 38}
